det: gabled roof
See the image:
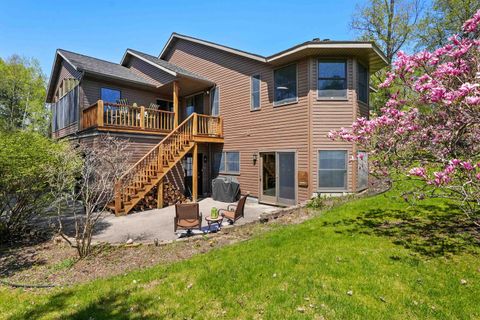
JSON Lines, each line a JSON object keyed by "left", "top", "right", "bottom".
{"left": 121, "top": 48, "right": 212, "bottom": 83}
{"left": 159, "top": 33, "right": 266, "bottom": 62}
{"left": 57, "top": 49, "right": 156, "bottom": 85}
{"left": 46, "top": 49, "right": 157, "bottom": 102}
{"left": 159, "top": 33, "right": 388, "bottom": 73}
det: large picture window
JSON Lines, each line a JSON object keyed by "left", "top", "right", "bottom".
{"left": 318, "top": 150, "right": 348, "bottom": 190}
{"left": 101, "top": 88, "right": 121, "bottom": 103}
{"left": 251, "top": 75, "right": 261, "bottom": 110}
{"left": 318, "top": 60, "right": 347, "bottom": 99}
{"left": 214, "top": 151, "right": 240, "bottom": 175}
{"left": 274, "top": 64, "right": 297, "bottom": 105}
{"left": 357, "top": 63, "right": 369, "bottom": 103}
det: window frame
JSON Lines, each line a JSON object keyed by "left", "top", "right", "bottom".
{"left": 317, "top": 59, "right": 348, "bottom": 101}
{"left": 317, "top": 149, "right": 349, "bottom": 192}
{"left": 215, "top": 151, "right": 240, "bottom": 175}
{"left": 155, "top": 98, "right": 174, "bottom": 112}
{"left": 100, "top": 87, "right": 122, "bottom": 103}
{"left": 273, "top": 63, "right": 298, "bottom": 107}
{"left": 357, "top": 62, "right": 369, "bottom": 104}
{"left": 250, "top": 74, "right": 261, "bottom": 111}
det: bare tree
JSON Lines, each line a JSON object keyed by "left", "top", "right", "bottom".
{"left": 351, "top": 0, "right": 424, "bottom": 63}
{"left": 54, "top": 136, "right": 131, "bottom": 258}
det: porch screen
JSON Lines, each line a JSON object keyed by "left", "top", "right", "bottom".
{"left": 51, "top": 85, "right": 79, "bottom": 132}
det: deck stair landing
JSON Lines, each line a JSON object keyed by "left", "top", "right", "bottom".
{"left": 112, "top": 113, "right": 223, "bottom": 215}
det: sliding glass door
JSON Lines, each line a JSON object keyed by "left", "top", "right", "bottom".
{"left": 260, "top": 151, "right": 296, "bottom": 205}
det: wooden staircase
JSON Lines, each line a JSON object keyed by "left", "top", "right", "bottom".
{"left": 112, "top": 113, "right": 223, "bottom": 215}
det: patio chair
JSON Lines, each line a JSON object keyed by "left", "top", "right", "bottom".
{"left": 219, "top": 194, "right": 249, "bottom": 224}
{"left": 174, "top": 203, "right": 202, "bottom": 234}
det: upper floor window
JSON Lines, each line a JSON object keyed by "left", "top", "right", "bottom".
{"left": 101, "top": 88, "right": 121, "bottom": 103}
{"left": 274, "top": 64, "right": 297, "bottom": 105}
{"left": 251, "top": 75, "right": 261, "bottom": 110}
{"left": 357, "top": 63, "right": 369, "bottom": 103}
{"left": 318, "top": 60, "right": 347, "bottom": 100}
{"left": 211, "top": 87, "right": 219, "bottom": 116}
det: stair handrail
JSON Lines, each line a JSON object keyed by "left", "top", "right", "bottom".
{"left": 118, "top": 112, "right": 196, "bottom": 181}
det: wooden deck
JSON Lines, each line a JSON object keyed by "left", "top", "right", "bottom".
{"left": 81, "top": 100, "right": 223, "bottom": 141}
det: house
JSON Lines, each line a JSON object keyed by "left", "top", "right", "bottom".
{"left": 46, "top": 33, "right": 388, "bottom": 215}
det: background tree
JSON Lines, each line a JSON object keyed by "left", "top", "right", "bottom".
{"left": 351, "top": 0, "right": 424, "bottom": 114}
{"left": 416, "top": 0, "right": 480, "bottom": 50}
{"left": 0, "top": 55, "right": 49, "bottom": 135}
{"left": 351, "top": 0, "right": 423, "bottom": 63}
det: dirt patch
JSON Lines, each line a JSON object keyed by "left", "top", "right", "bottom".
{"left": 0, "top": 207, "right": 315, "bottom": 288}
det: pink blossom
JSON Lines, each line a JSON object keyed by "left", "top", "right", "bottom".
{"left": 409, "top": 167, "right": 427, "bottom": 178}
{"left": 463, "top": 10, "right": 480, "bottom": 33}
{"left": 461, "top": 161, "right": 474, "bottom": 171}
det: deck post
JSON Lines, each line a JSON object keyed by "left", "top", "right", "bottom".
{"left": 140, "top": 106, "right": 145, "bottom": 129}
{"left": 192, "top": 142, "right": 198, "bottom": 202}
{"left": 157, "top": 179, "right": 164, "bottom": 209}
{"left": 173, "top": 81, "right": 179, "bottom": 127}
{"left": 193, "top": 113, "right": 198, "bottom": 136}
{"left": 97, "top": 100, "right": 104, "bottom": 127}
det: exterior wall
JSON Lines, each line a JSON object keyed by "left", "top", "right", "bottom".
{"left": 165, "top": 39, "right": 310, "bottom": 203}
{"left": 309, "top": 58, "right": 357, "bottom": 195}
{"left": 79, "top": 77, "right": 159, "bottom": 109}
{"left": 125, "top": 56, "right": 176, "bottom": 87}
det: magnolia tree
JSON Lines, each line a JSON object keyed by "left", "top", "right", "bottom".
{"left": 330, "top": 11, "right": 480, "bottom": 225}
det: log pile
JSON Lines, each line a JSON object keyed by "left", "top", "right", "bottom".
{"left": 132, "top": 181, "right": 190, "bottom": 212}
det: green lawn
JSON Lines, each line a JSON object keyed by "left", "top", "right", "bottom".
{"left": 1, "top": 186, "right": 479, "bottom": 319}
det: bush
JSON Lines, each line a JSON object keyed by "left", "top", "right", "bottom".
{"left": 0, "top": 130, "right": 76, "bottom": 242}
{"left": 306, "top": 195, "right": 326, "bottom": 209}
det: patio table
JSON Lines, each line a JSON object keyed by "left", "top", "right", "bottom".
{"left": 205, "top": 215, "right": 223, "bottom": 232}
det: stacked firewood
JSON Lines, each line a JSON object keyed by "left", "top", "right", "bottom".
{"left": 132, "top": 181, "right": 190, "bottom": 212}
{"left": 163, "top": 182, "right": 189, "bottom": 206}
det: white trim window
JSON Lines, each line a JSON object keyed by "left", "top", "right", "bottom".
{"left": 214, "top": 151, "right": 240, "bottom": 175}
{"left": 251, "top": 75, "right": 261, "bottom": 110}
{"left": 318, "top": 150, "right": 348, "bottom": 190}
{"left": 274, "top": 64, "right": 297, "bottom": 105}
{"left": 317, "top": 60, "right": 347, "bottom": 100}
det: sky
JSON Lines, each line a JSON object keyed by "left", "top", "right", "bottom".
{"left": 0, "top": 0, "right": 364, "bottom": 77}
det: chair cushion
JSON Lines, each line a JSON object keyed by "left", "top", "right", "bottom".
{"left": 177, "top": 219, "right": 200, "bottom": 228}
{"left": 221, "top": 210, "right": 235, "bottom": 220}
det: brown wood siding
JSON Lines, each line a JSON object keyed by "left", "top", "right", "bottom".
{"left": 79, "top": 78, "right": 158, "bottom": 109}
{"left": 165, "top": 39, "right": 310, "bottom": 203}
{"left": 126, "top": 56, "right": 176, "bottom": 87}
{"left": 310, "top": 58, "right": 356, "bottom": 193}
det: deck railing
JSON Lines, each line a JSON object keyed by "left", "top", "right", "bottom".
{"left": 81, "top": 100, "right": 175, "bottom": 133}
{"left": 195, "top": 114, "right": 223, "bottom": 137}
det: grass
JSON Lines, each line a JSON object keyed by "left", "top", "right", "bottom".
{"left": 1, "top": 185, "right": 479, "bottom": 319}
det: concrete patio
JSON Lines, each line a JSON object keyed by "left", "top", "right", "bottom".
{"left": 92, "top": 197, "right": 278, "bottom": 243}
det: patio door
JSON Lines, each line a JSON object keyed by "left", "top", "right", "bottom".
{"left": 260, "top": 151, "right": 296, "bottom": 205}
